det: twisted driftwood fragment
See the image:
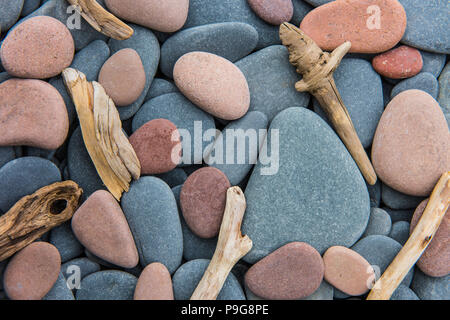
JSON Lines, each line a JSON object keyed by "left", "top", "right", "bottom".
{"left": 191, "top": 186, "right": 253, "bottom": 300}
{"left": 67, "top": 0, "right": 133, "bottom": 40}
{"left": 279, "top": 22, "right": 377, "bottom": 185}
{"left": 0, "top": 181, "right": 82, "bottom": 262}
{"left": 62, "top": 68, "right": 141, "bottom": 201}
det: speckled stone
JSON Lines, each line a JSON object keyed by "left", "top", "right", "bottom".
{"left": 382, "top": 183, "right": 425, "bottom": 210}
{"left": 420, "top": 51, "right": 446, "bottom": 78}
{"left": 300, "top": 0, "right": 407, "bottom": 53}
{"left": 121, "top": 177, "right": 183, "bottom": 273}
{"left": 372, "top": 46, "right": 423, "bottom": 79}
{"left": 0, "top": 0, "right": 24, "bottom": 31}
{"left": 0, "top": 79, "right": 69, "bottom": 149}
{"left": 172, "top": 259, "right": 245, "bottom": 300}
{"left": 247, "top": 0, "right": 293, "bottom": 25}
{"left": 43, "top": 272, "right": 75, "bottom": 300}
{"left": 391, "top": 73, "right": 439, "bottom": 99}
{"left": 235, "top": 45, "right": 310, "bottom": 121}
{"left": 242, "top": 108, "right": 370, "bottom": 263}
{"left": 145, "top": 78, "right": 179, "bottom": 101}
{"left": 362, "top": 208, "right": 392, "bottom": 237}
{"left": 438, "top": 63, "right": 450, "bottom": 114}
{"left": 410, "top": 199, "right": 449, "bottom": 277}
{"left": 134, "top": 263, "right": 174, "bottom": 300}
{"left": 61, "top": 258, "right": 101, "bottom": 281}
{"left": 161, "top": 22, "right": 258, "bottom": 79}
{"left": 76, "top": 271, "right": 137, "bottom": 300}
{"left": 391, "top": 285, "right": 419, "bottom": 300}
{"left": 1, "top": 16, "right": 74, "bottom": 78}
{"left": 389, "top": 221, "right": 410, "bottom": 245}
{"left": 4, "top": 242, "right": 61, "bottom": 300}
{"left": 49, "top": 222, "right": 84, "bottom": 263}
{"left": 411, "top": 270, "right": 449, "bottom": 300}
{"left": 0, "top": 157, "right": 61, "bottom": 212}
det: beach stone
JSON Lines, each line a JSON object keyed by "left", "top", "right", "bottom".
{"left": 172, "top": 259, "right": 245, "bottom": 300}
{"left": 174, "top": 52, "right": 250, "bottom": 121}
{"left": 323, "top": 246, "right": 374, "bottom": 296}
{"left": 0, "top": 72, "right": 11, "bottom": 83}
{"left": 411, "top": 270, "right": 449, "bottom": 300}
{"left": 352, "top": 235, "right": 414, "bottom": 287}
{"left": 70, "top": 40, "right": 110, "bottom": 82}
{"left": 391, "top": 73, "right": 439, "bottom": 99}
{"left": 382, "top": 183, "right": 425, "bottom": 210}
{"left": 20, "top": 0, "right": 40, "bottom": 17}
{"left": 439, "top": 63, "right": 450, "bottom": 114}
{"left": 1, "top": 16, "right": 74, "bottom": 78}
{"left": 133, "top": 93, "right": 215, "bottom": 166}
{"left": 303, "top": 0, "right": 332, "bottom": 6}
{"left": 391, "top": 285, "right": 419, "bottom": 300}
{"left": 372, "top": 90, "right": 450, "bottom": 196}
{"left": 420, "top": 51, "right": 446, "bottom": 78}
{"left": 247, "top": 0, "right": 293, "bottom": 25}
{"left": 0, "top": 79, "right": 69, "bottom": 149}
{"left": 368, "top": 179, "right": 381, "bottom": 208}
{"left": 161, "top": 22, "right": 258, "bottom": 79}
{"left": 290, "top": 0, "right": 313, "bottom": 25}
{"left": 134, "top": 263, "right": 174, "bottom": 300}
{"left": 61, "top": 258, "right": 101, "bottom": 282}
{"left": 245, "top": 242, "right": 324, "bottom": 300}
{"left": 205, "top": 111, "right": 269, "bottom": 185}
{"left": 300, "top": 0, "right": 407, "bottom": 53}
{"left": 155, "top": 169, "right": 187, "bottom": 188}
{"left": 48, "top": 77, "right": 76, "bottom": 127}
{"left": 384, "top": 207, "right": 414, "bottom": 223}
{"left": 43, "top": 272, "right": 75, "bottom": 300}
{"left": 145, "top": 78, "right": 179, "bottom": 101}
{"left": 4, "top": 242, "right": 60, "bottom": 300}
{"left": 105, "top": 0, "right": 189, "bottom": 33}
{"left": 398, "top": 0, "right": 450, "bottom": 54}
{"left": 0, "top": 147, "right": 15, "bottom": 169}
{"left": 313, "top": 58, "right": 384, "bottom": 148}
{"left": 108, "top": 24, "right": 160, "bottom": 120}
{"left": 372, "top": 46, "right": 423, "bottom": 79}
{"left": 129, "top": 119, "right": 182, "bottom": 175}
{"left": 98, "top": 49, "right": 146, "bottom": 107}
{"left": 0, "top": 157, "right": 61, "bottom": 212}
{"left": 362, "top": 208, "right": 392, "bottom": 237}
{"left": 121, "top": 177, "right": 183, "bottom": 273}
{"left": 0, "top": 0, "right": 24, "bottom": 31}
{"left": 180, "top": 167, "right": 231, "bottom": 238}
{"left": 50, "top": 222, "right": 84, "bottom": 263}
{"left": 72, "top": 190, "right": 139, "bottom": 269}
{"left": 410, "top": 199, "right": 449, "bottom": 277}
{"left": 242, "top": 108, "right": 370, "bottom": 263}
{"left": 389, "top": 221, "right": 410, "bottom": 246}
{"left": 235, "top": 45, "right": 310, "bottom": 121}
{"left": 76, "top": 271, "right": 137, "bottom": 300}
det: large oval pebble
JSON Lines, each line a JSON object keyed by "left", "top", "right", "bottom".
{"left": 76, "top": 270, "right": 137, "bottom": 300}
{"left": 300, "top": 0, "right": 406, "bottom": 53}
{"left": 174, "top": 52, "right": 250, "bottom": 120}
{"left": 372, "top": 46, "right": 423, "bottom": 79}
{"left": 134, "top": 263, "right": 174, "bottom": 300}
{"left": 1, "top": 16, "right": 74, "bottom": 78}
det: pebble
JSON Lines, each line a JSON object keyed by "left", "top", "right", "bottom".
{"left": 398, "top": 0, "right": 450, "bottom": 54}
{"left": 20, "top": 0, "right": 40, "bottom": 17}
{"left": 368, "top": 180, "right": 381, "bottom": 208}
{"left": 323, "top": 246, "right": 374, "bottom": 296}
{"left": 160, "top": 22, "right": 258, "bottom": 79}
{"left": 0, "top": 0, "right": 23, "bottom": 32}
{"left": 180, "top": 167, "right": 231, "bottom": 238}
{"left": 438, "top": 63, "right": 450, "bottom": 114}
{"left": 1, "top": 16, "right": 74, "bottom": 78}
{"left": 0, "top": 72, "right": 11, "bottom": 83}
{"left": 43, "top": 272, "right": 75, "bottom": 300}
{"left": 155, "top": 168, "right": 187, "bottom": 188}
{"left": 49, "top": 222, "right": 84, "bottom": 263}
{"left": 129, "top": 119, "right": 182, "bottom": 175}
{"left": 0, "top": 147, "right": 15, "bottom": 169}
{"left": 352, "top": 235, "right": 414, "bottom": 286}
{"left": 384, "top": 207, "right": 414, "bottom": 223}
{"left": 69, "top": 40, "right": 110, "bottom": 82}
{"left": 245, "top": 242, "right": 324, "bottom": 300}
{"left": 247, "top": 0, "right": 293, "bottom": 25}
{"left": 372, "top": 90, "right": 450, "bottom": 196}
{"left": 61, "top": 258, "right": 101, "bottom": 282}
{"left": 205, "top": 111, "right": 269, "bottom": 185}
{"left": 105, "top": 0, "right": 189, "bottom": 33}
{"left": 390, "top": 284, "right": 419, "bottom": 300}
{"left": 411, "top": 270, "right": 449, "bottom": 300}
{"left": 174, "top": 52, "right": 250, "bottom": 121}
{"left": 235, "top": 45, "right": 310, "bottom": 121}
{"left": 172, "top": 259, "right": 245, "bottom": 300}
{"left": 290, "top": 0, "right": 313, "bottom": 25}
{"left": 372, "top": 46, "right": 423, "bottom": 79}
{"left": 0, "top": 157, "right": 61, "bottom": 212}
{"left": 98, "top": 48, "right": 146, "bottom": 107}
{"left": 362, "top": 208, "right": 392, "bottom": 237}
{"left": 71, "top": 190, "right": 139, "bottom": 269}
{"left": 48, "top": 77, "right": 77, "bottom": 127}
{"left": 133, "top": 93, "right": 215, "bottom": 166}
{"left": 145, "top": 78, "right": 179, "bottom": 101}
{"left": 121, "top": 177, "right": 183, "bottom": 273}
{"left": 420, "top": 51, "right": 447, "bottom": 78}
{"left": 410, "top": 199, "right": 449, "bottom": 277}
{"left": 389, "top": 221, "right": 410, "bottom": 246}
{"left": 76, "top": 271, "right": 137, "bottom": 300}
{"left": 3, "top": 242, "right": 61, "bottom": 300}
{"left": 382, "top": 183, "right": 425, "bottom": 210}
{"left": 0, "top": 79, "right": 69, "bottom": 150}
{"left": 313, "top": 58, "right": 384, "bottom": 148}
{"left": 134, "top": 263, "right": 174, "bottom": 300}
{"left": 242, "top": 108, "right": 370, "bottom": 263}
{"left": 300, "top": 0, "right": 407, "bottom": 53}
{"left": 391, "top": 72, "right": 439, "bottom": 99}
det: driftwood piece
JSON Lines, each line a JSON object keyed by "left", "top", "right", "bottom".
{"left": 66, "top": 0, "right": 133, "bottom": 40}
{"left": 0, "top": 181, "right": 82, "bottom": 262}
{"left": 367, "top": 171, "right": 450, "bottom": 300}
{"left": 279, "top": 22, "right": 377, "bottom": 185}
{"left": 191, "top": 186, "right": 252, "bottom": 300}
{"left": 62, "top": 68, "right": 141, "bottom": 201}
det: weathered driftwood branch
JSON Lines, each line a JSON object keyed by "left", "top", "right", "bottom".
{"left": 62, "top": 68, "right": 141, "bottom": 201}
{"left": 367, "top": 171, "right": 450, "bottom": 300}
{"left": 279, "top": 22, "right": 377, "bottom": 185}
{"left": 66, "top": 0, "right": 133, "bottom": 40}
{"left": 0, "top": 181, "right": 82, "bottom": 262}
{"left": 191, "top": 186, "right": 253, "bottom": 300}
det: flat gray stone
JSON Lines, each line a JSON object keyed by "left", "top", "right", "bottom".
{"left": 390, "top": 72, "right": 439, "bottom": 99}
{"left": 76, "top": 270, "right": 137, "bottom": 300}
{"left": 0, "top": 147, "right": 15, "bottom": 169}
{"left": 20, "top": 0, "right": 40, "bottom": 17}
{"left": 144, "top": 78, "right": 179, "bottom": 102}
{"left": 411, "top": 269, "right": 450, "bottom": 300}
{"left": 362, "top": 208, "right": 392, "bottom": 237}
{"left": 0, "top": 0, "right": 24, "bottom": 32}
{"left": 391, "top": 285, "right": 420, "bottom": 300}
{"left": 43, "top": 272, "right": 75, "bottom": 300}
{"left": 383, "top": 207, "right": 414, "bottom": 223}
{"left": 389, "top": 221, "right": 410, "bottom": 246}
{"left": 382, "top": 183, "right": 425, "bottom": 210}
{"left": 50, "top": 222, "right": 84, "bottom": 263}
{"left": 420, "top": 50, "right": 447, "bottom": 78}
{"left": 438, "top": 62, "right": 450, "bottom": 114}
{"left": 61, "top": 258, "right": 101, "bottom": 281}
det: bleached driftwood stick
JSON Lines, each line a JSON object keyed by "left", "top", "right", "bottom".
{"left": 367, "top": 171, "right": 450, "bottom": 300}
{"left": 191, "top": 186, "right": 253, "bottom": 300}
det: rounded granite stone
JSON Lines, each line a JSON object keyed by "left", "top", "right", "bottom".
{"left": 247, "top": 0, "right": 293, "bottom": 25}
{"left": 391, "top": 72, "right": 439, "bottom": 100}
{"left": 362, "top": 208, "right": 392, "bottom": 237}
{"left": 134, "top": 263, "right": 174, "bottom": 300}
{"left": 411, "top": 270, "right": 449, "bottom": 300}
{"left": 0, "top": 0, "right": 24, "bottom": 31}
{"left": 1, "top": 16, "right": 74, "bottom": 78}
{"left": 76, "top": 271, "right": 137, "bottom": 300}
{"left": 372, "top": 46, "right": 423, "bottom": 79}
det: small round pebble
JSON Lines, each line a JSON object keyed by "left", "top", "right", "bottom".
{"left": 372, "top": 46, "right": 423, "bottom": 79}
{"left": 247, "top": 0, "right": 293, "bottom": 25}
{"left": 389, "top": 221, "right": 411, "bottom": 246}
{"left": 76, "top": 270, "right": 137, "bottom": 300}
{"left": 134, "top": 263, "right": 174, "bottom": 300}
{"left": 362, "top": 208, "right": 392, "bottom": 237}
